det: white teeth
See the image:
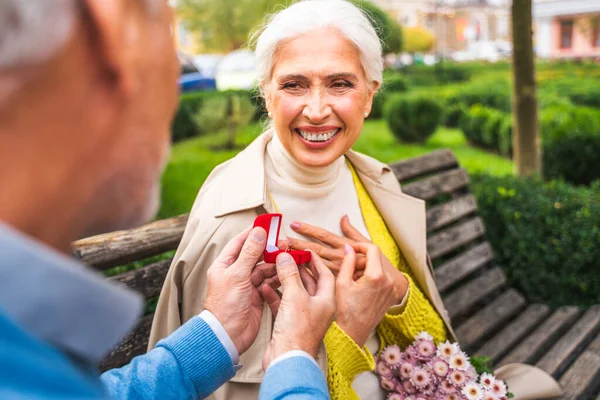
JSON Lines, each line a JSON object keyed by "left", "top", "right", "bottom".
{"left": 298, "top": 129, "right": 339, "bottom": 142}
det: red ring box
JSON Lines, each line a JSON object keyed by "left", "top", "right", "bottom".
{"left": 253, "top": 213, "right": 311, "bottom": 264}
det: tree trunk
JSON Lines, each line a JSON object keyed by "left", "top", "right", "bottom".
{"left": 511, "top": 0, "right": 540, "bottom": 176}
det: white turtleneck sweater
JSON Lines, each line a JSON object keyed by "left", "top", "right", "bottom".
{"left": 264, "top": 133, "right": 386, "bottom": 400}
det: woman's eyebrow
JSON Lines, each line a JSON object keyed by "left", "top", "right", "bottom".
{"left": 278, "top": 74, "right": 308, "bottom": 81}
{"left": 326, "top": 72, "right": 358, "bottom": 80}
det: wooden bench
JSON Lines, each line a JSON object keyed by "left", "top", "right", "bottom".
{"left": 74, "top": 149, "right": 600, "bottom": 400}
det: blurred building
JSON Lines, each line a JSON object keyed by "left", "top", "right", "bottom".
{"left": 533, "top": 0, "right": 600, "bottom": 59}
{"left": 372, "top": 0, "right": 511, "bottom": 54}
{"left": 169, "top": 0, "right": 201, "bottom": 54}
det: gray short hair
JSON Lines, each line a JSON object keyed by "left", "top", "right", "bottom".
{"left": 252, "top": 0, "right": 383, "bottom": 90}
{"left": 0, "top": 0, "right": 161, "bottom": 70}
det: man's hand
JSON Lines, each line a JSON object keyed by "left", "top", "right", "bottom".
{"left": 204, "top": 226, "right": 270, "bottom": 355}
{"left": 260, "top": 251, "right": 336, "bottom": 370}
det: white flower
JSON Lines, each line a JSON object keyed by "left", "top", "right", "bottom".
{"left": 381, "top": 345, "right": 402, "bottom": 367}
{"left": 437, "top": 340, "right": 459, "bottom": 360}
{"left": 410, "top": 367, "right": 432, "bottom": 388}
{"left": 479, "top": 372, "right": 496, "bottom": 389}
{"left": 380, "top": 376, "right": 395, "bottom": 391}
{"left": 449, "top": 351, "right": 470, "bottom": 371}
{"left": 462, "top": 381, "right": 484, "bottom": 400}
{"left": 376, "top": 360, "right": 392, "bottom": 378}
{"left": 448, "top": 369, "right": 467, "bottom": 386}
{"left": 482, "top": 392, "right": 501, "bottom": 400}
{"left": 490, "top": 379, "right": 507, "bottom": 397}
{"left": 415, "top": 331, "right": 434, "bottom": 342}
{"left": 432, "top": 358, "right": 450, "bottom": 377}
{"left": 400, "top": 362, "right": 414, "bottom": 379}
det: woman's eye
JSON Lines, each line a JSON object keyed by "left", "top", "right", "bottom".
{"left": 332, "top": 81, "right": 353, "bottom": 89}
{"left": 282, "top": 82, "right": 301, "bottom": 90}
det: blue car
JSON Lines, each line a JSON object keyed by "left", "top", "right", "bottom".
{"left": 178, "top": 54, "right": 217, "bottom": 93}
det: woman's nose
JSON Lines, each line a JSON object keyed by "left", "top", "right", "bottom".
{"left": 302, "top": 92, "right": 332, "bottom": 123}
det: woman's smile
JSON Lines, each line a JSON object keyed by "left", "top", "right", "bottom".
{"left": 295, "top": 126, "right": 342, "bottom": 149}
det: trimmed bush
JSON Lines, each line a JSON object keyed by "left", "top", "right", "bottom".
{"left": 173, "top": 89, "right": 265, "bottom": 143}
{"left": 460, "top": 105, "right": 512, "bottom": 155}
{"left": 443, "top": 103, "right": 468, "bottom": 128}
{"left": 449, "top": 81, "right": 511, "bottom": 112}
{"left": 384, "top": 75, "right": 409, "bottom": 93}
{"left": 384, "top": 94, "right": 443, "bottom": 143}
{"left": 481, "top": 108, "right": 505, "bottom": 149}
{"left": 471, "top": 174, "right": 600, "bottom": 308}
{"left": 541, "top": 105, "right": 600, "bottom": 185}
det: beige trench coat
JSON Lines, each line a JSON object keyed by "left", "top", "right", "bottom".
{"left": 149, "top": 130, "right": 562, "bottom": 400}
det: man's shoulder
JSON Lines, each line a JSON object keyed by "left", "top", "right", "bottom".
{"left": 0, "top": 312, "right": 103, "bottom": 399}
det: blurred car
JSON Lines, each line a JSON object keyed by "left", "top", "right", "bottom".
{"left": 214, "top": 49, "right": 258, "bottom": 91}
{"left": 192, "top": 54, "right": 224, "bottom": 78}
{"left": 178, "top": 52, "right": 217, "bottom": 93}
{"left": 452, "top": 41, "right": 501, "bottom": 63}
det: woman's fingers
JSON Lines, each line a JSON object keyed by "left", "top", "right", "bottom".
{"left": 287, "top": 237, "right": 341, "bottom": 261}
{"left": 340, "top": 215, "right": 369, "bottom": 242}
{"left": 290, "top": 222, "right": 348, "bottom": 248}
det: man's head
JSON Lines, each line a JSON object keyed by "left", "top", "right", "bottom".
{"left": 0, "top": 0, "right": 179, "bottom": 249}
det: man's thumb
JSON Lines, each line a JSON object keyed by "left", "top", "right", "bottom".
{"left": 276, "top": 253, "right": 303, "bottom": 293}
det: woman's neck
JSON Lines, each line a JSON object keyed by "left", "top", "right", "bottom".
{"left": 266, "top": 132, "right": 345, "bottom": 198}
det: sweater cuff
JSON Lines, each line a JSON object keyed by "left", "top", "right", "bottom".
{"left": 324, "top": 322, "right": 375, "bottom": 380}
{"left": 157, "top": 316, "right": 236, "bottom": 397}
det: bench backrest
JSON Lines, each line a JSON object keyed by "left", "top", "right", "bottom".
{"left": 73, "top": 149, "right": 499, "bottom": 371}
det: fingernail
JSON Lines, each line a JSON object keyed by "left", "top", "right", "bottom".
{"left": 344, "top": 244, "right": 353, "bottom": 254}
{"left": 277, "top": 252, "right": 293, "bottom": 265}
{"left": 290, "top": 222, "right": 301, "bottom": 230}
{"left": 252, "top": 228, "right": 266, "bottom": 242}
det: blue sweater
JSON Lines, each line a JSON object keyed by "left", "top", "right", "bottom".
{"left": 0, "top": 222, "right": 329, "bottom": 400}
{"left": 0, "top": 312, "right": 329, "bottom": 400}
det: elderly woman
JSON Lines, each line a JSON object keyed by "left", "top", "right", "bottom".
{"left": 149, "top": 1, "right": 453, "bottom": 399}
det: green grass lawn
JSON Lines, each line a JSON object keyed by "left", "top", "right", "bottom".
{"left": 158, "top": 120, "right": 513, "bottom": 219}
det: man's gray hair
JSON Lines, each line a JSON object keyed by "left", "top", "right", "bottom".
{"left": 0, "top": 0, "right": 161, "bottom": 70}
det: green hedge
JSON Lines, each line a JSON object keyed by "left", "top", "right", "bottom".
{"left": 172, "top": 89, "right": 266, "bottom": 143}
{"left": 384, "top": 93, "right": 443, "bottom": 143}
{"left": 459, "top": 105, "right": 512, "bottom": 157}
{"left": 447, "top": 81, "right": 512, "bottom": 112}
{"left": 541, "top": 105, "right": 600, "bottom": 185}
{"left": 471, "top": 174, "right": 600, "bottom": 308}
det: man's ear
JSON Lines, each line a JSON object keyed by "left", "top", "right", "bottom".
{"left": 83, "top": 0, "right": 138, "bottom": 95}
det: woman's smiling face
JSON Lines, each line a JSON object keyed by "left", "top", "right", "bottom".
{"left": 264, "top": 28, "right": 379, "bottom": 168}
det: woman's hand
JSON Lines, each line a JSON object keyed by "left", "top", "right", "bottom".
{"left": 285, "top": 216, "right": 408, "bottom": 302}
{"left": 285, "top": 215, "right": 366, "bottom": 274}
{"left": 334, "top": 243, "right": 400, "bottom": 347}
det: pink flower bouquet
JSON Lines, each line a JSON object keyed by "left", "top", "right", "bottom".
{"left": 376, "top": 332, "right": 511, "bottom": 400}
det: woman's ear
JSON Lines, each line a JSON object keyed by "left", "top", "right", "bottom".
{"left": 364, "top": 80, "right": 381, "bottom": 116}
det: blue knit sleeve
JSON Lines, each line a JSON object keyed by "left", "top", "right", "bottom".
{"left": 101, "top": 316, "right": 236, "bottom": 399}
{"left": 259, "top": 355, "right": 330, "bottom": 400}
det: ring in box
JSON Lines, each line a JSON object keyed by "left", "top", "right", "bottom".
{"left": 253, "top": 213, "right": 311, "bottom": 264}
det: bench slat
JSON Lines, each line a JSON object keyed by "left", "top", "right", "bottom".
{"left": 443, "top": 266, "right": 507, "bottom": 321}
{"left": 536, "top": 305, "right": 600, "bottom": 378}
{"left": 426, "top": 194, "right": 478, "bottom": 233}
{"left": 73, "top": 214, "right": 188, "bottom": 270}
{"left": 109, "top": 259, "right": 172, "bottom": 299}
{"left": 99, "top": 314, "right": 153, "bottom": 371}
{"left": 475, "top": 304, "right": 552, "bottom": 365}
{"left": 402, "top": 168, "right": 469, "bottom": 201}
{"left": 497, "top": 306, "right": 581, "bottom": 367}
{"left": 558, "top": 334, "right": 600, "bottom": 400}
{"left": 427, "top": 217, "right": 486, "bottom": 260}
{"left": 435, "top": 242, "right": 494, "bottom": 293}
{"left": 455, "top": 289, "right": 526, "bottom": 352}
{"left": 390, "top": 149, "right": 458, "bottom": 181}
